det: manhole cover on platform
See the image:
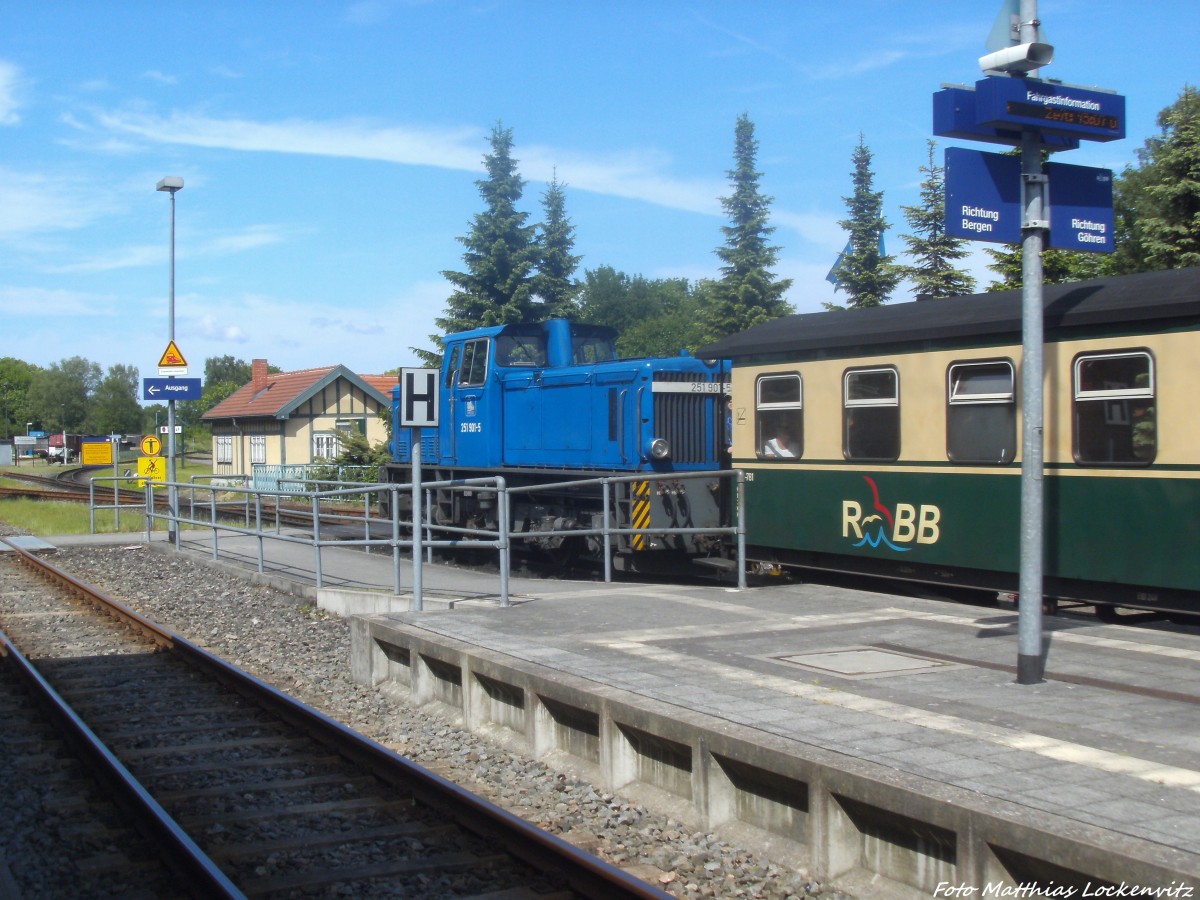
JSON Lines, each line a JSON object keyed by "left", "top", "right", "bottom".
{"left": 777, "top": 647, "right": 950, "bottom": 679}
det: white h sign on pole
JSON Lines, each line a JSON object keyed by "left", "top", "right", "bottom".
{"left": 399, "top": 368, "right": 439, "bottom": 427}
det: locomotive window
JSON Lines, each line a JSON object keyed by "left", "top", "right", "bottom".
{"left": 459, "top": 339, "right": 489, "bottom": 386}
{"left": 947, "top": 360, "right": 1015, "bottom": 465}
{"left": 444, "top": 345, "right": 460, "bottom": 388}
{"left": 755, "top": 374, "right": 802, "bottom": 459}
{"left": 1073, "top": 351, "right": 1156, "bottom": 466}
{"left": 573, "top": 335, "right": 617, "bottom": 364}
{"left": 496, "top": 334, "right": 547, "bottom": 367}
{"left": 844, "top": 368, "right": 899, "bottom": 461}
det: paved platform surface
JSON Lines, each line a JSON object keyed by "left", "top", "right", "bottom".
{"left": 40, "top": 530, "right": 1200, "bottom": 890}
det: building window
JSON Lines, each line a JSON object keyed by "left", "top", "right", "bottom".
{"left": 947, "top": 360, "right": 1016, "bottom": 464}
{"left": 312, "top": 432, "right": 342, "bottom": 461}
{"left": 249, "top": 434, "right": 266, "bottom": 465}
{"left": 844, "top": 367, "right": 899, "bottom": 461}
{"left": 1073, "top": 350, "right": 1155, "bottom": 465}
{"left": 755, "top": 373, "right": 802, "bottom": 459}
{"left": 215, "top": 434, "right": 232, "bottom": 465}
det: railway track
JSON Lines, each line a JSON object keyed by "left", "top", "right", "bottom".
{"left": 0, "top": 538, "right": 667, "bottom": 899}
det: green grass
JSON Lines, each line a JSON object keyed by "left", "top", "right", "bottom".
{"left": 0, "top": 458, "right": 214, "bottom": 536}
{"left": 0, "top": 497, "right": 149, "bottom": 535}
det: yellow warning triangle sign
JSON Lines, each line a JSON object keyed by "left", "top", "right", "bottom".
{"left": 158, "top": 340, "right": 188, "bottom": 368}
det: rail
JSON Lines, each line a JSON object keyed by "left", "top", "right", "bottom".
{"left": 95, "top": 466, "right": 746, "bottom": 609}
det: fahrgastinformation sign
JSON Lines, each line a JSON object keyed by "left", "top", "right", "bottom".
{"left": 936, "top": 76, "right": 1122, "bottom": 256}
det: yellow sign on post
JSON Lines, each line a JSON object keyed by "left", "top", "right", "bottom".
{"left": 81, "top": 442, "right": 114, "bottom": 466}
{"left": 137, "top": 456, "right": 166, "bottom": 486}
{"left": 140, "top": 435, "right": 162, "bottom": 456}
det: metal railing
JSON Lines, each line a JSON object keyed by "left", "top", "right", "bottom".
{"left": 101, "top": 467, "right": 746, "bottom": 610}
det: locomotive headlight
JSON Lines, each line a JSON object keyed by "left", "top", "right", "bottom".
{"left": 648, "top": 437, "right": 671, "bottom": 460}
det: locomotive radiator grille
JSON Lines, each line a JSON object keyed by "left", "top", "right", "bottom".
{"left": 653, "top": 373, "right": 721, "bottom": 464}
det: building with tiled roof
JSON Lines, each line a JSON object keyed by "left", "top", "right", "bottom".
{"left": 202, "top": 359, "right": 397, "bottom": 477}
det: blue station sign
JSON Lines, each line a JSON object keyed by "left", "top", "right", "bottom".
{"left": 944, "top": 147, "right": 1022, "bottom": 244}
{"left": 974, "top": 76, "right": 1125, "bottom": 142}
{"left": 934, "top": 85, "right": 1080, "bottom": 151}
{"left": 143, "top": 377, "right": 203, "bottom": 401}
{"left": 1045, "top": 161, "right": 1114, "bottom": 253}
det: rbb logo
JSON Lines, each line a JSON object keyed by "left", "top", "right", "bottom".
{"left": 842, "top": 501, "right": 941, "bottom": 546}
{"left": 840, "top": 476, "right": 941, "bottom": 553}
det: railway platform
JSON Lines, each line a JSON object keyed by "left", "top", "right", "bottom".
{"left": 35, "top": 530, "right": 1200, "bottom": 898}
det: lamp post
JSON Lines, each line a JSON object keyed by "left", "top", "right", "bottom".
{"left": 157, "top": 176, "right": 184, "bottom": 543}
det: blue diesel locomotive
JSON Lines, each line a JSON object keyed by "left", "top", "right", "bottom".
{"left": 383, "top": 319, "right": 730, "bottom": 570}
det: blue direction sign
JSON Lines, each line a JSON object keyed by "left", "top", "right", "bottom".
{"left": 143, "top": 377, "right": 203, "bottom": 401}
{"left": 944, "top": 147, "right": 1022, "bottom": 244}
{"left": 1046, "top": 161, "right": 1114, "bottom": 253}
{"left": 975, "top": 76, "right": 1125, "bottom": 142}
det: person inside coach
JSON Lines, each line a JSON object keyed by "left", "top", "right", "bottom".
{"left": 763, "top": 422, "right": 798, "bottom": 458}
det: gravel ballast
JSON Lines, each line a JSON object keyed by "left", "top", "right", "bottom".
{"left": 2, "top": 526, "right": 848, "bottom": 899}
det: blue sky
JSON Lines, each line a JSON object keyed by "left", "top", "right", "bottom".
{"left": 2, "top": 1, "right": 1195, "bottom": 381}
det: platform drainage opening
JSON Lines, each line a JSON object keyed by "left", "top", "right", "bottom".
{"left": 776, "top": 648, "right": 951, "bottom": 679}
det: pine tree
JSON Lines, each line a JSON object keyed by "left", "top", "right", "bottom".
{"left": 532, "top": 172, "right": 583, "bottom": 320}
{"left": 416, "top": 123, "right": 538, "bottom": 365}
{"left": 897, "top": 141, "right": 976, "bottom": 299}
{"left": 703, "top": 113, "right": 793, "bottom": 342}
{"left": 983, "top": 244, "right": 1106, "bottom": 291}
{"left": 1112, "top": 84, "right": 1200, "bottom": 272}
{"left": 831, "top": 135, "right": 899, "bottom": 308}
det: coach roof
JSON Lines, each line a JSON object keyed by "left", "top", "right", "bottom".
{"left": 697, "top": 267, "right": 1200, "bottom": 361}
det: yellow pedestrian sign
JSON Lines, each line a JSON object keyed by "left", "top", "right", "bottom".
{"left": 140, "top": 435, "right": 162, "bottom": 456}
{"left": 137, "top": 456, "right": 166, "bottom": 486}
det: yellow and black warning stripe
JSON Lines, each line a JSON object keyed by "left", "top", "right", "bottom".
{"left": 630, "top": 480, "right": 651, "bottom": 550}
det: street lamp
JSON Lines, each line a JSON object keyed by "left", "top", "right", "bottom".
{"left": 157, "top": 176, "right": 184, "bottom": 543}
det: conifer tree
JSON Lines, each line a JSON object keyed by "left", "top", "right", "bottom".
{"left": 897, "top": 141, "right": 976, "bottom": 299}
{"left": 830, "top": 135, "right": 898, "bottom": 308}
{"left": 533, "top": 172, "right": 583, "bottom": 320}
{"left": 416, "top": 123, "right": 537, "bottom": 364}
{"left": 703, "top": 113, "right": 792, "bottom": 341}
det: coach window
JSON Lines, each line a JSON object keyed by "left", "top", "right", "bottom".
{"left": 844, "top": 367, "right": 899, "bottom": 461}
{"left": 947, "top": 360, "right": 1016, "bottom": 464}
{"left": 458, "top": 338, "right": 489, "bottom": 386}
{"left": 755, "top": 374, "right": 803, "bottom": 458}
{"left": 1073, "top": 350, "right": 1156, "bottom": 465}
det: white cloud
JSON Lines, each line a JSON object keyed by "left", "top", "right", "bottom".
{"left": 94, "top": 109, "right": 726, "bottom": 215}
{"left": 0, "top": 167, "right": 117, "bottom": 239}
{"left": 0, "top": 60, "right": 23, "bottom": 126}
{"left": 0, "top": 284, "right": 112, "bottom": 317}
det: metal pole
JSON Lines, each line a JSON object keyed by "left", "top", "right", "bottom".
{"left": 1016, "top": 0, "right": 1046, "bottom": 684}
{"left": 497, "top": 477, "right": 509, "bottom": 607}
{"left": 411, "top": 438, "right": 423, "bottom": 612}
{"left": 166, "top": 186, "right": 180, "bottom": 546}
